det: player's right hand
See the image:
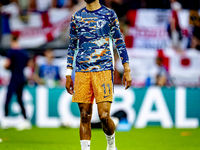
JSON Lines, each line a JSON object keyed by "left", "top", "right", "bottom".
{"left": 65, "top": 75, "right": 74, "bottom": 95}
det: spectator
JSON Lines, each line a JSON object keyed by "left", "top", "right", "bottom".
{"left": 167, "top": 0, "right": 183, "bottom": 51}
{"left": 190, "top": 26, "right": 200, "bottom": 50}
{"left": 1, "top": 35, "right": 32, "bottom": 130}
{"left": 38, "top": 49, "right": 61, "bottom": 88}
{"left": 187, "top": 10, "right": 200, "bottom": 50}
{"left": 23, "top": 56, "right": 40, "bottom": 86}
{"left": 155, "top": 57, "right": 172, "bottom": 87}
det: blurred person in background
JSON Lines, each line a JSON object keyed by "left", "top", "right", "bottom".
{"left": 188, "top": 9, "right": 200, "bottom": 50}
{"left": 167, "top": 0, "right": 183, "bottom": 51}
{"left": 190, "top": 26, "right": 200, "bottom": 50}
{"left": 1, "top": 35, "right": 32, "bottom": 130}
{"left": 38, "top": 49, "right": 61, "bottom": 88}
{"left": 155, "top": 57, "right": 172, "bottom": 87}
{"left": 23, "top": 56, "right": 42, "bottom": 86}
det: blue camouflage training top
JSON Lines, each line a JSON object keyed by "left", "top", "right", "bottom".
{"left": 67, "top": 5, "right": 129, "bottom": 72}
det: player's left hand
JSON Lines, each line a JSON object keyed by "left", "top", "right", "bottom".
{"left": 123, "top": 70, "right": 132, "bottom": 90}
{"left": 65, "top": 75, "right": 74, "bottom": 95}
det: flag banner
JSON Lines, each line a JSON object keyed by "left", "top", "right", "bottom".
{"left": 8, "top": 9, "right": 71, "bottom": 48}
{"left": 127, "top": 9, "right": 190, "bottom": 49}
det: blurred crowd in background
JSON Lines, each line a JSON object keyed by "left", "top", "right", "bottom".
{"left": 0, "top": 0, "right": 200, "bottom": 88}
{"left": 0, "top": 0, "right": 200, "bottom": 12}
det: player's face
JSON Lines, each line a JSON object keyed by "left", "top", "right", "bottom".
{"left": 84, "top": 0, "right": 96, "bottom": 4}
{"left": 156, "top": 58, "right": 162, "bottom": 66}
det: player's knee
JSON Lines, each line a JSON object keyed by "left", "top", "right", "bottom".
{"left": 80, "top": 110, "right": 91, "bottom": 123}
{"left": 99, "top": 112, "right": 109, "bottom": 124}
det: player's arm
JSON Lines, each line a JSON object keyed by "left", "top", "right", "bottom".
{"left": 4, "top": 58, "right": 11, "bottom": 69}
{"left": 110, "top": 10, "right": 132, "bottom": 89}
{"left": 65, "top": 15, "right": 77, "bottom": 94}
{"left": 4, "top": 50, "right": 13, "bottom": 69}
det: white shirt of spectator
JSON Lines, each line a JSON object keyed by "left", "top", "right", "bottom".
{"left": 171, "top": 1, "right": 182, "bottom": 11}
{"left": 36, "top": 0, "right": 53, "bottom": 12}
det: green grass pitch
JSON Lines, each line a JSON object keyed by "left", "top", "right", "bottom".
{"left": 0, "top": 127, "right": 200, "bottom": 150}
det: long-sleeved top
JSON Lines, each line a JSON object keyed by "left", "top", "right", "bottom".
{"left": 7, "top": 49, "right": 29, "bottom": 84}
{"left": 67, "top": 5, "right": 129, "bottom": 72}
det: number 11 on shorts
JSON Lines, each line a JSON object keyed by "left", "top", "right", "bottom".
{"left": 102, "top": 84, "right": 111, "bottom": 98}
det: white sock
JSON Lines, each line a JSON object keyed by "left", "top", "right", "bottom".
{"left": 80, "top": 140, "right": 91, "bottom": 150}
{"left": 105, "top": 133, "right": 115, "bottom": 150}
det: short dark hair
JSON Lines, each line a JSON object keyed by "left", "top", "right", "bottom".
{"left": 156, "top": 57, "right": 163, "bottom": 62}
{"left": 12, "top": 35, "right": 19, "bottom": 42}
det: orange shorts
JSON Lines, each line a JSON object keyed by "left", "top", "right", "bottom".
{"left": 72, "top": 70, "right": 114, "bottom": 104}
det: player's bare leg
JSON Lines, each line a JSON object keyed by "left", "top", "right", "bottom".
{"left": 78, "top": 103, "right": 93, "bottom": 150}
{"left": 97, "top": 102, "right": 115, "bottom": 134}
{"left": 97, "top": 102, "right": 116, "bottom": 150}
